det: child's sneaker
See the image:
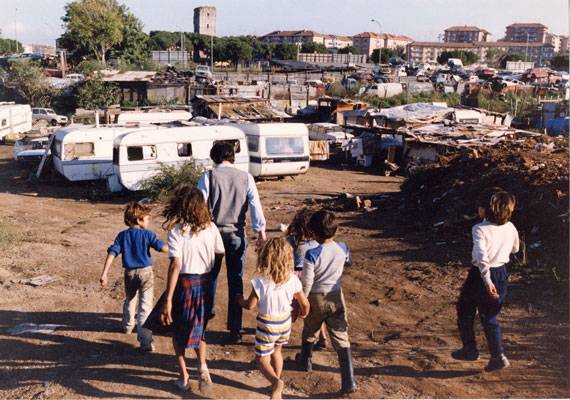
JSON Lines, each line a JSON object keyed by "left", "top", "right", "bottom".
{"left": 451, "top": 347, "right": 480, "bottom": 361}
{"left": 485, "top": 354, "right": 510, "bottom": 372}
{"left": 140, "top": 343, "right": 155, "bottom": 352}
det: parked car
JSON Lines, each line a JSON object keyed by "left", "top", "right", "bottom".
{"left": 65, "top": 73, "right": 85, "bottom": 83}
{"left": 416, "top": 74, "right": 430, "bottom": 82}
{"left": 31, "top": 108, "right": 68, "bottom": 126}
{"left": 195, "top": 65, "right": 213, "bottom": 80}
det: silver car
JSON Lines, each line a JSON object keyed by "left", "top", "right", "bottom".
{"left": 31, "top": 108, "right": 68, "bottom": 126}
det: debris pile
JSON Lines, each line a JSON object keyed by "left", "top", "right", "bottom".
{"left": 401, "top": 135, "right": 569, "bottom": 274}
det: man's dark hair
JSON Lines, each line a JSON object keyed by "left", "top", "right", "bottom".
{"left": 309, "top": 209, "right": 338, "bottom": 240}
{"left": 210, "top": 142, "right": 235, "bottom": 164}
{"left": 477, "top": 187, "right": 516, "bottom": 225}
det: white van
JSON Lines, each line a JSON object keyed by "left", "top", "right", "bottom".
{"left": 0, "top": 103, "right": 32, "bottom": 141}
{"left": 236, "top": 123, "right": 310, "bottom": 178}
{"left": 52, "top": 125, "right": 145, "bottom": 181}
{"left": 111, "top": 125, "right": 249, "bottom": 191}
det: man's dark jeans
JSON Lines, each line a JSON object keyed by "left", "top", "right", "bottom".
{"left": 457, "top": 265, "right": 508, "bottom": 358}
{"left": 206, "top": 230, "right": 247, "bottom": 332}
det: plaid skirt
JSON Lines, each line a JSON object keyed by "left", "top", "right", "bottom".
{"left": 143, "top": 273, "right": 210, "bottom": 349}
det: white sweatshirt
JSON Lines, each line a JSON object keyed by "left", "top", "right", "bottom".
{"left": 472, "top": 220, "right": 520, "bottom": 287}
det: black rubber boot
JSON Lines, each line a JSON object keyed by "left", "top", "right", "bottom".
{"left": 337, "top": 347, "right": 357, "bottom": 394}
{"left": 295, "top": 341, "right": 314, "bottom": 372}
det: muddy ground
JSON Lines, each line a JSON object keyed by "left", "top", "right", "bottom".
{"left": 0, "top": 145, "right": 568, "bottom": 399}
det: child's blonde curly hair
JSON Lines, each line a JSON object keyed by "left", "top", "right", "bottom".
{"left": 256, "top": 237, "right": 293, "bottom": 286}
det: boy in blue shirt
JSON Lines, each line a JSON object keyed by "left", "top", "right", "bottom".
{"left": 100, "top": 201, "right": 168, "bottom": 351}
{"left": 295, "top": 209, "right": 357, "bottom": 394}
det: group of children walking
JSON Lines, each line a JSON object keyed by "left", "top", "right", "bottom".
{"left": 100, "top": 183, "right": 520, "bottom": 397}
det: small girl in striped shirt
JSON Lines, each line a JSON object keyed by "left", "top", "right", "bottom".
{"left": 238, "top": 237, "right": 310, "bottom": 399}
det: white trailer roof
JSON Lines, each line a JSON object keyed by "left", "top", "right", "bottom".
{"left": 114, "top": 125, "right": 245, "bottom": 146}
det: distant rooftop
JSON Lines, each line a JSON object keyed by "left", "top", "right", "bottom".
{"left": 445, "top": 26, "right": 490, "bottom": 34}
{"left": 507, "top": 23, "right": 548, "bottom": 29}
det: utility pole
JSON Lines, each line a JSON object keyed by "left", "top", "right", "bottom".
{"left": 211, "top": 33, "right": 214, "bottom": 71}
{"left": 371, "top": 19, "right": 382, "bottom": 65}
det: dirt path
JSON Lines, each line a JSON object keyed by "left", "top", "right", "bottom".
{"left": 0, "top": 145, "right": 568, "bottom": 398}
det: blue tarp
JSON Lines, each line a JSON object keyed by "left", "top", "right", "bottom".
{"left": 545, "top": 117, "right": 570, "bottom": 136}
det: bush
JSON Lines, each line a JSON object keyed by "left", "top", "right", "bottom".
{"left": 140, "top": 161, "right": 204, "bottom": 201}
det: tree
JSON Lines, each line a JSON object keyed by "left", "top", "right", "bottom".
{"left": 223, "top": 38, "right": 253, "bottom": 64}
{"left": 74, "top": 74, "right": 120, "bottom": 109}
{"left": 300, "top": 41, "right": 328, "bottom": 54}
{"left": 0, "top": 38, "right": 23, "bottom": 54}
{"left": 62, "top": 0, "right": 123, "bottom": 64}
{"left": 337, "top": 45, "right": 358, "bottom": 54}
{"left": 486, "top": 48, "right": 507, "bottom": 68}
{"left": 371, "top": 48, "right": 397, "bottom": 64}
{"left": 3, "top": 61, "right": 57, "bottom": 106}
{"left": 272, "top": 43, "right": 298, "bottom": 60}
{"left": 437, "top": 50, "right": 478, "bottom": 66}
{"left": 499, "top": 53, "right": 525, "bottom": 69}
{"left": 550, "top": 53, "right": 569, "bottom": 69}
{"left": 148, "top": 31, "right": 180, "bottom": 51}
{"left": 110, "top": 6, "right": 149, "bottom": 66}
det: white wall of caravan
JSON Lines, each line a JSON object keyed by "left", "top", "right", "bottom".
{"left": 114, "top": 129, "right": 248, "bottom": 191}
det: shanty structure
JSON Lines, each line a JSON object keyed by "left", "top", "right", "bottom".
{"left": 192, "top": 95, "right": 291, "bottom": 121}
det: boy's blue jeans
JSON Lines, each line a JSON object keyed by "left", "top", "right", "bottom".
{"left": 207, "top": 230, "right": 247, "bottom": 332}
{"left": 456, "top": 265, "right": 508, "bottom": 358}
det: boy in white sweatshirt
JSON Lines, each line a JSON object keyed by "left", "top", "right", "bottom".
{"left": 453, "top": 187, "right": 519, "bottom": 372}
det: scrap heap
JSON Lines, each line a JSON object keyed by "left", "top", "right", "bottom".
{"left": 400, "top": 135, "right": 569, "bottom": 276}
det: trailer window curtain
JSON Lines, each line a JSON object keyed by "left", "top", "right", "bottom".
{"left": 265, "top": 137, "right": 305, "bottom": 156}
{"left": 64, "top": 142, "right": 95, "bottom": 159}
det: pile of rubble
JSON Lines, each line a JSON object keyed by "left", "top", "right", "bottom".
{"left": 400, "top": 135, "right": 569, "bottom": 274}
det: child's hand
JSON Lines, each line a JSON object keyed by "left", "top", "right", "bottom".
{"left": 160, "top": 301, "right": 173, "bottom": 325}
{"left": 100, "top": 275, "right": 108, "bottom": 287}
{"left": 487, "top": 282, "right": 500, "bottom": 300}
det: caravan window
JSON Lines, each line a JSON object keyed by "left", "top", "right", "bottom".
{"left": 127, "top": 145, "right": 157, "bottom": 161}
{"left": 53, "top": 140, "right": 62, "bottom": 158}
{"left": 265, "top": 137, "right": 305, "bottom": 156}
{"left": 1, "top": 119, "right": 6, "bottom": 127}
{"left": 247, "top": 136, "right": 259, "bottom": 153}
{"left": 177, "top": 143, "right": 193, "bottom": 157}
{"left": 214, "top": 140, "right": 241, "bottom": 154}
{"left": 63, "top": 142, "right": 95, "bottom": 159}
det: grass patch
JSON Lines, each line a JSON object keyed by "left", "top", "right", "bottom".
{"left": 140, "top": 161, "right": 204, "bottom": 201}
{"left": 0, "top": 218, "right": 15, "bottom": 249}
{"left": 362, "top": 91, "right": 461, "bottom": 108}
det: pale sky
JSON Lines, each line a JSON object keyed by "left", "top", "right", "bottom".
{"left": 1, "top": 0, "right": 568, "bottom": 46}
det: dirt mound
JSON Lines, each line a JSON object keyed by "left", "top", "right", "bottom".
{"left": 400, "top": 135, "right": 569, "bottom": 276}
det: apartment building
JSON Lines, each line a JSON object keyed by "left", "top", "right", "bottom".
{"left": 505, "top": 23, "right": 548, "bottom": 43}
{"left": 261, "top": 30, "right": 326, "bottom": 46}
{"left": 352, "top": 32, "right": 413, "bottom": 56}
{"left": 323, "top": 35, "right": 353, "bottom": 50}
{"left": 560, "top": 36, "right": 569, "bottom": 53}
{"left": 407, "top": 41, "right": 554, "bottom": 65}
{"left": 444, "top": 26, "right": 490, "bottom": 43}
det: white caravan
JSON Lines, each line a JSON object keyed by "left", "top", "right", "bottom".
{"left": 236, "top": 123, "right": 310, "bottom": 178}
{"left": 0, "top": 103, "right": 32, "bottom": 141}
{"left": 115, "top": 110, "right": 192, "bottom": 124}
{"left": 52, "top": 125, "right": 145, "bottom": 181}
{"left": 111, "top": 125, "right": 249, "bottom": 191}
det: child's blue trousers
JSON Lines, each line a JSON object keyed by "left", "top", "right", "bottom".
{"left": 456, "top": 265, "right": 508, "bottom": 358}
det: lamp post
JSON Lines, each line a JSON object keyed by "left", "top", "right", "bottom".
{"left": 371, "top": 19, "right": 382, "bottom": 65}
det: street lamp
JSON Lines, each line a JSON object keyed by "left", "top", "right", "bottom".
{"left": 371, "top": 19, "right": 382, "bottom": 65}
